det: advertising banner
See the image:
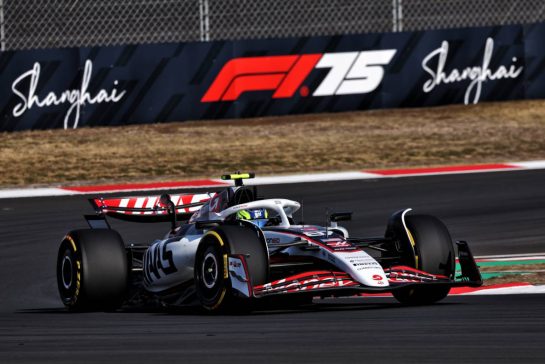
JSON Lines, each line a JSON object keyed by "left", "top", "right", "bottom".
{"left": 0, "top": 23, "right": 543, "bottom": 131}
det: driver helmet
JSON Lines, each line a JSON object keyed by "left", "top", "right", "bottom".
{"left": 236, "top": 208, "right": 269, "bottom": 228}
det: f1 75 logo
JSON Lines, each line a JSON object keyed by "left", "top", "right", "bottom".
{"left": 201, "top": 50, "right": 396, "bottom": 102}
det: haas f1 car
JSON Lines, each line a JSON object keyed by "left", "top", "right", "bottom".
{"left": 57, "top": 173, "right": 482, "bottom": 311}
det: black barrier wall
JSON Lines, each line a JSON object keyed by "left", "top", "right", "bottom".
{"left": 1, "top": 23, "right": 544, "bottom": 131}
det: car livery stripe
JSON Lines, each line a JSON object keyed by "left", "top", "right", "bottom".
{"left": 92, "top": 193, "right": 213, "bottom": 216}
{"left": 265, "top": 228, "right": 361, "bottom": 253}
{"left": 385, "top": 265, "right": 450, "bottom": 283}
{"left": 254, "top": 270, "right": 360, "bottom": 295}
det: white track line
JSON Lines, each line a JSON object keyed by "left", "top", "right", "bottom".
{"left": 475, "top": 253, "right": 545, "bottom": 261}
{"left": 476, "top": 252, "right": 545, "bottom": 259}
{"left": 511, "top": 160, "right": 545, "bottom": 169}
{"left": 0, "top": 188, "right": 79, "bottom": 199}
{"left": 244, "top": 171, "right": 378, "bottom": 185}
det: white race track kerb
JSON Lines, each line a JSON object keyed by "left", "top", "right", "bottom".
{"left": 2, "top": 160, "right": 545, "bottom": 199}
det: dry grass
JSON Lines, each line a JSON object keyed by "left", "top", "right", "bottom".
{"left": 484, "top": 272, "right": 545, "bottom": 286}
{"left": 481, "top": 264, "right": 545, "bottom": 285}
{"left": 2, "top": 99, "right": 545, "bottom": 187}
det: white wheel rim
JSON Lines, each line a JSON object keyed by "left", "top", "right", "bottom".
{"left": 61, "top": 255, "right": 73, "bottom": 289}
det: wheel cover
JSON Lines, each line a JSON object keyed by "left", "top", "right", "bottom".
{"left": 202, "top": 252, "right": 219, "bottom": 289}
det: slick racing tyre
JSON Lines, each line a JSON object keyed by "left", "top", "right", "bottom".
{"left": 392, "top": 215, "right": 456, "bottom": 305}
{"left": 195, "top": 225, "right": 268, "bottom": 312}
{"left": 57, "top": 229, "right": 128, "bottom": 310}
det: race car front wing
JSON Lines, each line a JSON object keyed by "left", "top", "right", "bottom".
{"left": 231, "top": 240, "right": 482, "bottom": 299}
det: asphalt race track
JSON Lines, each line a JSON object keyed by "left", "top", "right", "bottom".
{"left": 1, "top": 170, "right": 545, "bottom": 362}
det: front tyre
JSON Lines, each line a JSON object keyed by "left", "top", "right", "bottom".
{"left": 57, "top": 229, "right": 128, "bottom": 310}
{"left": 194, "top": 238, "right": 228, "bottom": 310}
{"left": 392, "top": 215, "right": 455, "bottom": 305}
{"left": 195, "top": 225, "right": 268, "bottom": 312}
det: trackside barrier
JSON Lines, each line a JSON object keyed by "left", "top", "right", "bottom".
{"left": 2, "top": 22, "right": 545, "bottom": 131}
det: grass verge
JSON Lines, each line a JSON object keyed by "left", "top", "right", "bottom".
{"left": 1, "top": 99, "right": 545, "bottom": 187}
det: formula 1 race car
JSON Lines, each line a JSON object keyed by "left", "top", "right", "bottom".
{"left": 56, "top": 173, "right": 482, "bottom": 312}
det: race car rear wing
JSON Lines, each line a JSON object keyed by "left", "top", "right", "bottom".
{"left": 89, "top": 193, "right": 214, "bottom": 223}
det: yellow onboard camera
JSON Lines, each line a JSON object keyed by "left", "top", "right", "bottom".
{"left": 221, "top": 172, "right": 255, "bottom": 186}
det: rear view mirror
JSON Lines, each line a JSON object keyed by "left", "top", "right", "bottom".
{"left": 159, "top": 193, "right": 172, "bottom": 208}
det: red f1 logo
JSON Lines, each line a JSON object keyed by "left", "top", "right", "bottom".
{"left": 201, "top": 50, "right": 396, "bottom": 102}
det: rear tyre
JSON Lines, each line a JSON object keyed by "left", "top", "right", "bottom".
{"left": 57, "top": 229, "right": 128, "bottom": 310}
{"left": 392, "top": 215, "right": 455, "bottom": 305}
{"left": 195, "top": 225, "right": 268, "bottom": 312}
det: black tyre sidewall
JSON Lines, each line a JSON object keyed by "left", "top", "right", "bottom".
{"left": 406, "top": 215, "right": 455, "bottom": 279}
{"left": 56, "top": 229, "right": 128, "bottom": 310}
{"left": 393, "top": 215, "right": 455, "bottom": 305}
{"left": 57, "top": 238, "right": 82, "bottom": 307}
{"left": 195, "top": 225, "right": 269, "bottom": 312}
